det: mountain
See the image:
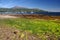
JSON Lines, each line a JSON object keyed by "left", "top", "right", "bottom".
{"left": 12, "top": 6, "right": 28, "bottom": 9}
{"left": 0, "top": 6, "right": 60, "bottom": 16}
{"left": 0, "top": 6, "right": 46, "bottom": 12}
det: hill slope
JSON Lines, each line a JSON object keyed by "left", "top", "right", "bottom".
{"left": 0, "top": 6, "right": 45, "bottom": 12}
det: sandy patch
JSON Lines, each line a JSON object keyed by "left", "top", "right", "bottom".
{"left": 0, "top": 15, "right": 17, "bottom": 18}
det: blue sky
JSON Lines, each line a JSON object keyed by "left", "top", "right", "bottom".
{"left": 0, "top": 0, "right": 60, "bottom": 12}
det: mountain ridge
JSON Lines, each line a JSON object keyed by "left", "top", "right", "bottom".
{"left": 0, "top": 6, "right": 46, "bottom": 12}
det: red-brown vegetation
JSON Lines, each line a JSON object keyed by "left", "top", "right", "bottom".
{"left": 10, "top": 14, "right": 60, "bottom": 20}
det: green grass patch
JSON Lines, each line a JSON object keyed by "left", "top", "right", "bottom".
{"left": 0, "top": 18, "right": 60, "bottom": 40}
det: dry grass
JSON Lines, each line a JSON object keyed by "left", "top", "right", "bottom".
{"left": 0, "top": 24, "right": 40, "bottom": 40}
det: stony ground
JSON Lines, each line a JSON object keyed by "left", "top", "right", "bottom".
{"left": 0, "top": 25, "right": 40, "bottom": 40}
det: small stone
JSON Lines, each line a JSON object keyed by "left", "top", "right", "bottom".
{"left": 14, "top": 31, "right": 17, "bottom": 34}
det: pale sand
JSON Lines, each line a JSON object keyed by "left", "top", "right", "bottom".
{"left": 0, "top": 15, "right": 17, "bottom": 18}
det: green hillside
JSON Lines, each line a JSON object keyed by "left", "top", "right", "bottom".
{"left": 0, "top": 7, "right": 45, "bottom": 12}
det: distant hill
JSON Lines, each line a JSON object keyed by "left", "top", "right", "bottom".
{"left": 0, "top": 6, "right": 60, "bottom": 16}
{"left": 0, "top": 6, "right": 46, "bottom": 12}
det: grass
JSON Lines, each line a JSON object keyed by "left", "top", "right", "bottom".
{"left": 0, "top": 18, "right": 60, "bottom": 40}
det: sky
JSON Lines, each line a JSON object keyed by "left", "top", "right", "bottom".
{"left": 0, "top": 0, "right": 60, "bottom": 12}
